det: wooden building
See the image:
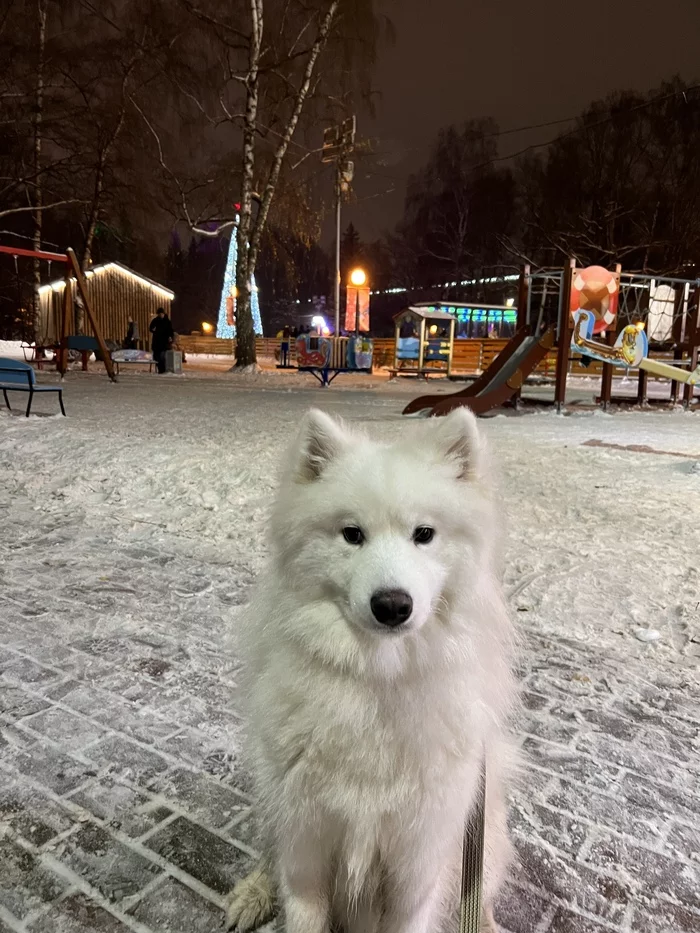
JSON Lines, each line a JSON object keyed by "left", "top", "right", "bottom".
{"left": 37, "top": 262, "right": 174, "bottom": 347}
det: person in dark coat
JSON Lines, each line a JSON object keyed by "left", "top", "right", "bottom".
{"left": 149, "top": 307, "right": 174, "bottom": 374}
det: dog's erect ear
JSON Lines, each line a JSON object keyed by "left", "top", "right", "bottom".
{"left": 293, "top": 409, "right": 348, "bottom": 482}
{"left": 430, "top": 408, "right": 483, "bottom": 481}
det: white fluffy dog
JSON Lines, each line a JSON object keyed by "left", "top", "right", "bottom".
{"left": 227, "top": 408, "right": 517, "bottom": 933}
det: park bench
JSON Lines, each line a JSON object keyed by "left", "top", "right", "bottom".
{"left": 111, "top": 349, "right": 156, "bottom": 374}
{"left": 0, "top": 358, "right": 66, "bottom": 417}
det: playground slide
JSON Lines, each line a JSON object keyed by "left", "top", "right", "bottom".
{"left": 403, "top": 327, "right": 531, "bottom": 415}
{"left": 403, "top": 327, "right": 555, "bottom": 417}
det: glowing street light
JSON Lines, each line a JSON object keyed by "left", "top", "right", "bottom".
{"left": 202, "top": 321, "right": 214, "bottom": 334}
{"left": 350, "top": 267, "right": 367, "bottom": 287}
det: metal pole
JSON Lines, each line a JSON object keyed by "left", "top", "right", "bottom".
{"left": 334, "top": 168, "right": 341, "bottom": 335}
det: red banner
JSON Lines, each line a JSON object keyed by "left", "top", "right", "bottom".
{"left": 344, "top": 286, "right": 370, "bottom": 332}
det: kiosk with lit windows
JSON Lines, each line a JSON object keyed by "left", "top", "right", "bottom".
{"left": 392, "top": 306, "right": 455, "bottom": 378}
{"left": 406, "top": 302, "right": 518, "bottom": 340}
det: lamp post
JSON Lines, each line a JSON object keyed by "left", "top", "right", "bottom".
{"left": 322, "top": 117, "right": 356, "bottom": 335}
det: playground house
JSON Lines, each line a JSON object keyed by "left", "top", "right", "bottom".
{"left": 393, "top": 306, "right": 456, "bottom": 377}
{"left": 37, "top": 262, "right": 174, "bottom": 348}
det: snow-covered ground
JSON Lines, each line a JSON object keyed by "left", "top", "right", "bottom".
{"left": 0, "top": 371, "right": 699, "bottom": 933}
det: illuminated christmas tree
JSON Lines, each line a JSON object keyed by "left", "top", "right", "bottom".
{"left": 216, "top": 233, "right": 262, "bottom": 338}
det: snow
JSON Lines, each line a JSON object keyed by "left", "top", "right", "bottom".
{"left": 1, "top": 371, "right": 699, "bottom": 932}
{"left": 0, "top": 339, "right": 28, "bottom": 360}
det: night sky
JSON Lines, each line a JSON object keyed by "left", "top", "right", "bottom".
{"left": 345, "top": 0, "right": 700, "bottom": 240}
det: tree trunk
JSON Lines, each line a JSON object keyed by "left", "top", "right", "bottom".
{"left": 79, "top": 146, "right": 110, "bottom": 332}
{"left": 31, "top": 0, "right": 47, "bottom": 339}
{"left": 82, "top": 152, "right": 107, "bottom": 272}
{"left": 80, "top": 79, "right": 131, "bottom": 330}
{"left": 234, "top": 0, "right": 263, "bottom": 370}
{"left": 234, "top": 0, "right": 339, "bottom": 369}
{"left": 247, "top": 0, "right": 339, "bottom": 277}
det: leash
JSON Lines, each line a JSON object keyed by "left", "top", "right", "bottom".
{"left": 459, "top": 760, "right": 486, "bottom": 933}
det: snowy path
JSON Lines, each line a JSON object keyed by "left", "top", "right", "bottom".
{"left": 0, "top": 373, "right": 699, "bottom": 933}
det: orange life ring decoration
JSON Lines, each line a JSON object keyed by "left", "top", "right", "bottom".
{"left": 570, "top": 265, "right": 620, "bottom": 335}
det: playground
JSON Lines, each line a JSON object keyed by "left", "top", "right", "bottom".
{"left": 0, "top": 373, "right": 699, "bottom": 933}
{"left": 0, "top": 237, "right": 699, "bottom": 933}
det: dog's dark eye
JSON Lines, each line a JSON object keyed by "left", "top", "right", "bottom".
{"left": 342, "top": 526, "right": 364, "bottom": 546}
{"left": 413, "top": 526, "right": 435, "bottom": 545}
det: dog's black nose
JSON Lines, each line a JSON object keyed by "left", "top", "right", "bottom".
{"left": 370, "top": 589, "right": 413, "bottom": 627}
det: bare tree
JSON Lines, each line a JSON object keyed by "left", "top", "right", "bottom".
{"left": 128, "top": 0, "right": 383, "bottom": 367}
{"left": 0, "top": 0, "right": 385, "bottom": 344}
{"left": 517, "top": 80, "right": 700, "bottom": 275}
{"left": 393, "top": 120, "right": 516, "bottom": 294}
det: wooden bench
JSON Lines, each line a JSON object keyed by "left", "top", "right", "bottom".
{"left": 0, "top": 358, "right": 66, "bottom": 417}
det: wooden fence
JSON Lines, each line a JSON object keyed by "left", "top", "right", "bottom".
{"left": 176, "top": 334, "right": 631, "bottom": 379}
{"left": 179, "top": 334, "right": 563, "bottom": 376}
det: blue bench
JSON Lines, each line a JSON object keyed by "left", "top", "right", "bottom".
{"left": 0, "top": 358, "right": 66, "bottom": 417}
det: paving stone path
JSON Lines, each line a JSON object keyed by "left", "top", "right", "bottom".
{"left": 1, "top": 380, "right": 698, "bottom": 932}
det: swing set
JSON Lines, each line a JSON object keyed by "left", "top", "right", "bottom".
{"left": 0, "top": 244, "right": 116, "bottom": 381}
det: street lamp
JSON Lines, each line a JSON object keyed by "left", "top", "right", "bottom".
{"left": 350, "top": 267, "right": 367, "bottom": 287}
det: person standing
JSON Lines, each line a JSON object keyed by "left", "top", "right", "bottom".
{"left": 124, "top": 317, "right": 140, "bottom": 350}
{"left": 149, "top": 307, "right": 174, "bottom": 374}
{"left": 280, "top": 324, "right": 291, "bottom": 367}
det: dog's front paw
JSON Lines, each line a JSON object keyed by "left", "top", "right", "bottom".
{"left": 226, "top": 865, "right": 276, "bottom": 931}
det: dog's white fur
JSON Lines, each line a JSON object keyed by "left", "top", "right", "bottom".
{"left": 227, "top": 408, "right": 517, "bottom": 933}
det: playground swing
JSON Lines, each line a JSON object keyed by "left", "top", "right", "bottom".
{"left": 0, "top": 244, "right": 116, "bottom": 381}
{"left": 571, "top": 311, "right": 700, "bottom": 385}
{"left": 564, "top": 263, "right": 700, "bottom": 408}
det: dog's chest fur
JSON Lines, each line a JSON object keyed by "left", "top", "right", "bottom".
{"left": 251, "top": 625, "right": 484, "bottom": 873}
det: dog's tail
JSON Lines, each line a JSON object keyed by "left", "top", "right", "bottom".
{"left": 226, "top": 860, "right": 276, "bottom": 931}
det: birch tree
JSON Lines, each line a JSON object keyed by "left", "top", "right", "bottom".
{"left": 141, "top": 0, "right": 383, "bottom": 368}
{"left": 233, "top": 0, "right": 339, "bottom": 369}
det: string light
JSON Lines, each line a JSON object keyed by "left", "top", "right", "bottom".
{"left": 370, "top": 273, "right": 520, "bottom": 296}
{"left": 216, "top": 232, "right": 262, "bottom": 339}
{"left": 37, "top": 262, "right": 174, "bottom": 300}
